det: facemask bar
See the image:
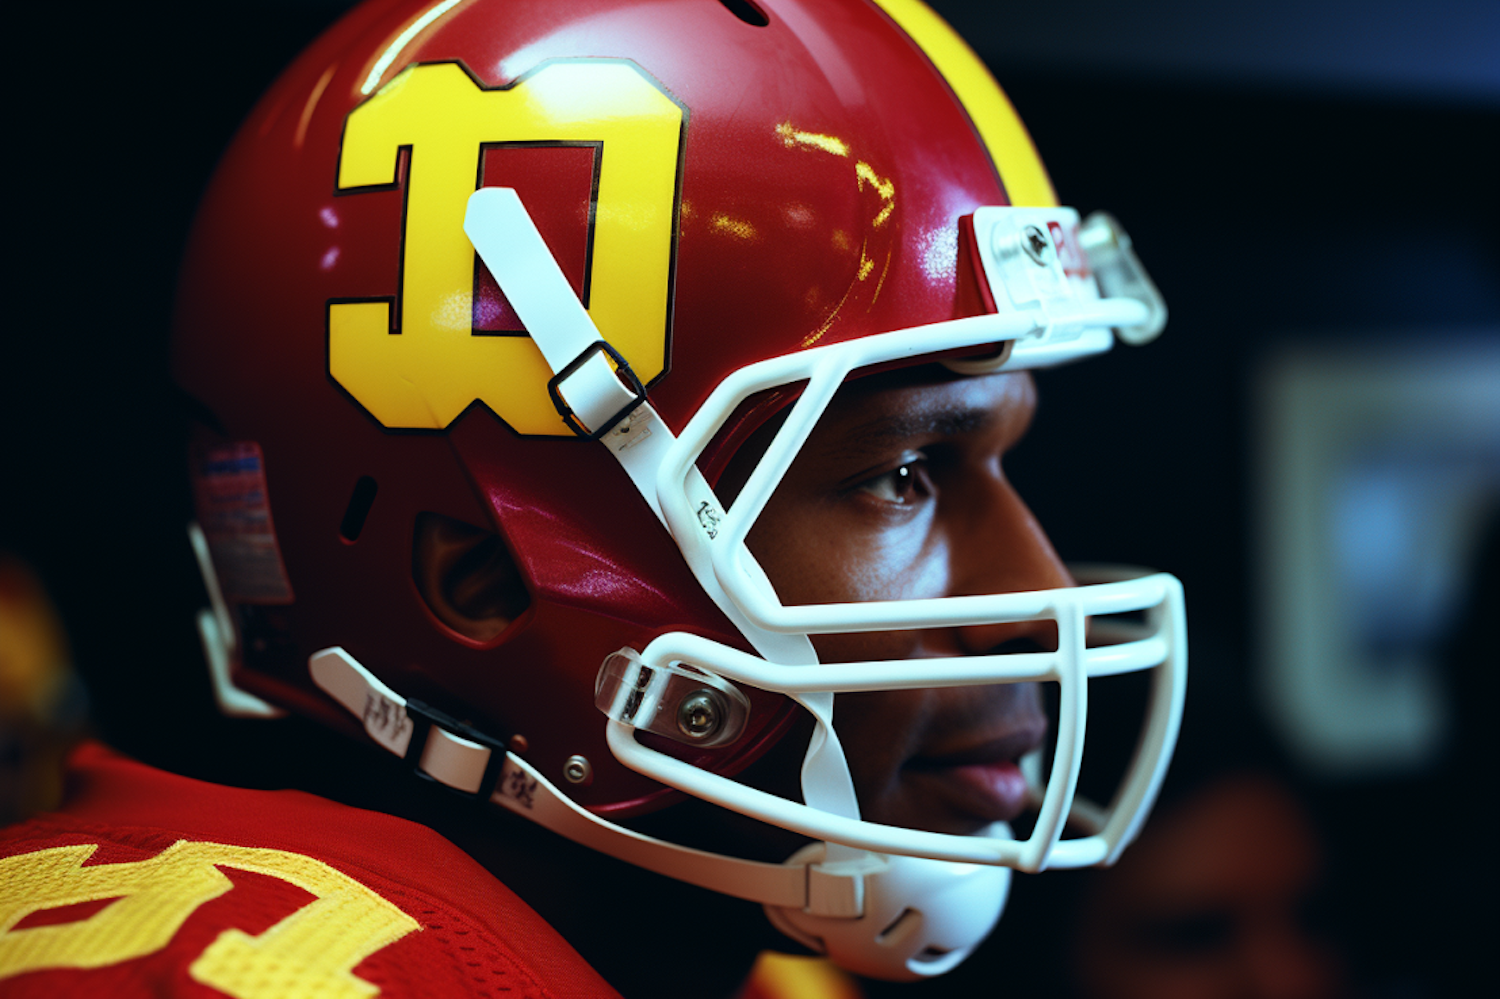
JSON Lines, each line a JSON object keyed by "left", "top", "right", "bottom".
{"left": 611, "top": 208, "right": 1178, "bottom": 874}
{"left": 603, "top": 569, "right": 1185, "bottom": 872}
{"left": 654, "top": 297, "right": 1153, "bottom": 640}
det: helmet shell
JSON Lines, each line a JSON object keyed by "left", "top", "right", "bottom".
{"left": 173, "top": 0, "right": 1044, "bottom": 813}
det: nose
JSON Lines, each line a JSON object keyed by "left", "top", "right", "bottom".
{"left": 949, "top": 474, "right": 1073, "bottom": 655}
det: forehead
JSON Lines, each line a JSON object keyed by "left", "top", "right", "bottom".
{"left": 807, "top": 366, "right": 1038, "bottom": 457}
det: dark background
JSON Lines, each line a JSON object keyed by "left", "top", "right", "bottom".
{"left": 4, "top": 2, "right": 1496, "bottom": 995}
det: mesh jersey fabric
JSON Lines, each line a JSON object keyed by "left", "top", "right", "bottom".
{"left": 0, "top": 741, "right": 621, "bottom": 998}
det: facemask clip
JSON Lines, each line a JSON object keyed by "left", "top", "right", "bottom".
{"left": 595, "top": 647, "right": 750, "bottom": 749}
{"left": 1078, "top": 211, "right": 1167, "bottom": 345}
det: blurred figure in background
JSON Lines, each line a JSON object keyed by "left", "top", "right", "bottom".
{"left": 0, "top": 554, "right": 86, "bottom": 825}
{"left": 1068, "top": 769, "right": 1347, "bottom": 999}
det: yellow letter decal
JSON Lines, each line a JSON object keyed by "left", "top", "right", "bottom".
{"left": 332, "top": 60, "right": 683, "bottom": 433}
{"left": 0, "top": 840, "right": 420, "bottom": 999}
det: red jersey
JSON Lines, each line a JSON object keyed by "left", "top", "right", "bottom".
{"left": 0, "top": 742, "right": 621, "bottom": 998}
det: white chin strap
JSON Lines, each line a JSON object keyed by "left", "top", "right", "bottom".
{"left": 294, "top": 189, "right": 1182, "bottom": 980}
{"left": 307, "top": 645, "right": 1009, "bottom": 980}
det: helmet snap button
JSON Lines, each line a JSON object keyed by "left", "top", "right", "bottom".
{"left": 563, "top": 755, "right": 593, "bottom": 785}
{"left": 1022, "top": 224, "right": 1052, "bottom": 265}
{"left": 677, "top": 690, "right": 725, "bottom": 741}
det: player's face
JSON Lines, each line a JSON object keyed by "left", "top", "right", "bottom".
{"left": 746, "top": 366, "right": 1069, "bottom": 837}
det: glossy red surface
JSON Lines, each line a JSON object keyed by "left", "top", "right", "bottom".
{"left": 173, "top": 0, "right": 1029, "bottom": 814}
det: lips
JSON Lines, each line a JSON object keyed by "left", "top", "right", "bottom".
{"left": 904, "top": 728, "right": 1044, "bottom": 826}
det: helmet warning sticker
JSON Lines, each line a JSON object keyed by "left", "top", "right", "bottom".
{"left": 191, "top": 443, "right": 294, "bottom": 605}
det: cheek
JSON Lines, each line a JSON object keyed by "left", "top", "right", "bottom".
{"left": 752, "top": 504, "right": 950, "bottom": 608}
{"left": 834, "top": 687, "right": 936, "bottom": 786}
{"left": 810, "top": 627, "right": 926, "bottom": 665}
{"left": 847, "top": 526, "right": 950, "bottom": 603}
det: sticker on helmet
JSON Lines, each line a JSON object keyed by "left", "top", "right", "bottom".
{"left": 330, "top": 60, "right": 685, "bottom": 434}
{"left": 190, "top": 443, "right": 294, "bottom": 605}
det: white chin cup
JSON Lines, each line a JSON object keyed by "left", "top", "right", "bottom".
{"left": 765, "top": 836, "right": 1012, "bottom": 981}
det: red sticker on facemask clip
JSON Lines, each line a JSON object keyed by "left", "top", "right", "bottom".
{"left": 1047, "top": 220, "right": 1090, "bottom": 279}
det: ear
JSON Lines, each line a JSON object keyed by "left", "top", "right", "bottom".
{"left": 412, "top": 512, "right": 529, "bottom": 643}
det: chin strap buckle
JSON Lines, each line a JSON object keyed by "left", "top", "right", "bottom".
{"left": 463, "top": 187, "right": 652, "bottom": 439}
{"left": 309, "top": 646, "right": 508, "bottom": 800}
{"left": 401, "top": 697, "right": 511, "bottom": 800}
{"left": 546, "top": 338, "right": 647, "bottom": 439}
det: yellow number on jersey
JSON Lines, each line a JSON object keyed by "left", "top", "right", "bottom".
{"left": 331, "top": 60, "right": 683, "bottom": 434}
{"left": 0, "top": 840, "right": 419, "bottom": 999}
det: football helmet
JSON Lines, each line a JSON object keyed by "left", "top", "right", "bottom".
{"left": 174, "top": 0, "right": 1185, "bottom": 980}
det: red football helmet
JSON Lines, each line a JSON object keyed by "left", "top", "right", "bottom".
{"left": 175, "top": 0, "right": 1183, "bottom": 979}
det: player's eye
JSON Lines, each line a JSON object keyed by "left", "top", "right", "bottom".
{"left": 852, "top": 457, "right": 930, "bottom": 505}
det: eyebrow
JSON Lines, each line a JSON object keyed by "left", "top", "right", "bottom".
{"left": 823, "top": 405, "right": 995, "bottom": 461}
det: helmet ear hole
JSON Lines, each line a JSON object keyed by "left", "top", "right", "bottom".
{"left": 412, "top": 512, "right": 530, "bottom": 643}
{"left": 717, "top": 0, "right": 770, "bottom": 28}
{"left": 339, "top": 476, "right": 379, "bottom": 542}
